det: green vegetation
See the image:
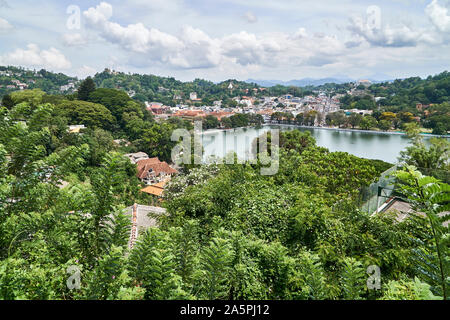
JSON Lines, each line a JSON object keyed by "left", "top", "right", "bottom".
{"left": 1, "top": 66, "right": 448, "bottom": 134}
{"left": 339, "top": 72, "right": 450, "bottom": 134}
{"left": 399, "top": 123, "right": 450, "bottom": 182}
{"left": 0, "top": 67, "right": 448, "bottom": 300}
{"left": 1, "top": 66, "right": 312, "bottom": 109}
{"left": 0, "top": 66, "right": 77, "bottom": 97}
{"left": 221, "top": 113, "right": 264, "bottom": 129}
{"left": 77, "top": 77, "right": 96, "bottom": 101}
{"left": 394, "top": 167, "right": 450, "bottom": 299}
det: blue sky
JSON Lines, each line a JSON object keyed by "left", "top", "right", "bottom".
{"left": 0, "top": 0, "right": 449, "bottom": 81}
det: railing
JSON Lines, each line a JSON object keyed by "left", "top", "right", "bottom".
{"left": 358, "top": 165, "right": 398, "bottom": 215}
{"left": 358, "top": 164, "right": 449, "bottom": 215}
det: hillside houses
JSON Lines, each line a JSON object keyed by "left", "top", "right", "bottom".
{"left": 125, "top": 152, "right": 178, "bottom": 198}
{"left": 189, "top": 92, "right": 202, "bottom": 102}
{"left": 146, "top": 102, "right": 170, "bottom": 115}
{"left": 356, "top": 79, "right": 372, "bottom": 87}
{"left": 149, "top": 89, "right": 343, "bottom": 126}
{"left": 136, "top": 157, "right": 178, "bottom": 185}
{"left": 60, "top": 82, "right": 76, "bottom": 92}
{"left": 11, "top": 79, "right": 29, "bottom": 90}
{"left": 125, "top": 152, "right": 178, "bottom": 186}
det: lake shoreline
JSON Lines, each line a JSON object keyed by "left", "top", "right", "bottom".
{"left": 263, "top": 123, "right": 450, "bottom": 138}
{"left": 201, "top": 123, "right": 447, "bottom": 163}
{"left": 203, "top": 124, "right": 449, "bottom": 138}
{"left": 202, "top": 126, "right": 256, "bottom": 135}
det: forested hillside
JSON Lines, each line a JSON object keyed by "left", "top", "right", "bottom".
{"left": 338, "top": 71, "right": 450, "bottom": 110}
{"left": 91, "top": 69, "right": 293, "bottom": 106}
{"left": 2, "top": 65, "right": 449, "bottom": 119}
{"left": 338, "top": 72, "right": 450, "bottom": 134}
{"left": 0, "top": 66, "right": 78, "bottom": 96}
{"left": 0, "top": 82, "right": 448, "bottom": 299}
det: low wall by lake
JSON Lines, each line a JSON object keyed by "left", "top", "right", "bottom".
{"left": 264, "top": 123, "right": 450, "bottom": 138}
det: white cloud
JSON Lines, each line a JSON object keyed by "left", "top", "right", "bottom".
{"left": 84, "top": 2, "right": 183, "bottom": 57}
{"left": 83, "top": 2, "right": 223, "bottom": 68}
{"left": 426, "top": 0, "right": 450, "bottom": 33}
{"left": 174, "top": 26, "right": 222, "bottom": 68}
{"left": 62, "top": 33, "right": 88, "bottom": 46}
{"left": 221, "top": 31, "right": 283, "bottom": 66}
{"left": 3, "top": 0, "right": 427, "bottom": 80}
{"left": 347, "top": 15, "right": 434, "bottom": 47}
{"left": 83, "top": 2, "right": 113, "bottom": 25}
{"left": 0, "top": 17, "right": 12, "bottom": 33}
{"left": 76, "top": 65, "right": 97, "bottom": 78}
{"left": 82, "top": 2, "right": 348, "bottom": 70}
{"left": 0, "top": 44, "right": 71, "bottom": 70}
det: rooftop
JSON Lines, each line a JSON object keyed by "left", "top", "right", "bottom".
{"left": 136, "top": 157, "right": 178, "bottom": 180}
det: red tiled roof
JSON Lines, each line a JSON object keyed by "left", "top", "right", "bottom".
{"left": 137, "top": 157, "right": 160, "bottom": 167}
{"left": 207, "top": 111, "right": 234, "bottom": 120}
{"left": 136, "top": 158, "right": 178, "bottom": 179}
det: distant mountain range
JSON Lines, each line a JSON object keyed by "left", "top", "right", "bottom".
{"left": 245, "top": 76, "right": 393, "bottom": 87}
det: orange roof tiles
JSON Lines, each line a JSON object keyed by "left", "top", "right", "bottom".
{"left": 141, "top": 185, "right": 164, "bottom": 196}
{"left": 141, "top": 178, "right": 171, "bottom": 197}
{"left": 136, "top": 157, "right": 178, "bottom": 180}
{"left": 207, "top": 111, "right": 234, "bottom": 120}
{"left": 172, "top": 110, "right": 207, "bottom": 118}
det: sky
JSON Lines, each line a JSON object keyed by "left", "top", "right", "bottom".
{"left": 0, "top": 0, "right": 449, "bottom": 82}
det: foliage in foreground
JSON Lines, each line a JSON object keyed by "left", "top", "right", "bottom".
{"left": 0, "top": 94, "right": 448, "bottom": 300}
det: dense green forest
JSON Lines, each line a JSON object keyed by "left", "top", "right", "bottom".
{"left": 0, "top": 78, "right": 448, "bottom": 300}
{"left": 339, "top": 72, "right": 450, "bottom": 134}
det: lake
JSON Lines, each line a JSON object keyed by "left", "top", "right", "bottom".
{"left": 201, "top": 125, "right": 444, "bottom": 164}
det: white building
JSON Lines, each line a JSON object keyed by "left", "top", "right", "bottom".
{"left": 124, "top": 152, "right": 150, "bottom": 164}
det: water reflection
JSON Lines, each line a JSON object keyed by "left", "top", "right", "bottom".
{"left": 202, "top": 125, "right": 443, "bottom": 164}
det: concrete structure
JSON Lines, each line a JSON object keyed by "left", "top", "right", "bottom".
{"left": 124, "top": 152, "right": 149, "bottom": 164}
{"left": 124, "top": 204, "right": 167, "bottom": 250}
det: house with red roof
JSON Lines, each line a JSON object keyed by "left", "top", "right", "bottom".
{"left": 136, "top": 157, "right": 178, "bottom": 185}
{"left": 147, "top": 104, "right": 170, "bottom": 115}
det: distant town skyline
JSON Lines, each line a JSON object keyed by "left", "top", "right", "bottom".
{"left": 0, "top": 0, "right": 449, "bottom": 81}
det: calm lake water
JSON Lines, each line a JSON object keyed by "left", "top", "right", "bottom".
{"left": 201, "top": 125, "right": 444, "bottom": 164}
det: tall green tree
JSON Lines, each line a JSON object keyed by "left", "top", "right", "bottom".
{"left": 395, "top": 167, "right": 449, "bottom": 299}
{"left": 77, "top": 77, "right": 96, "bottom": 101}
{"left": 1, "top": 94, "right": 14, "bottom": 109}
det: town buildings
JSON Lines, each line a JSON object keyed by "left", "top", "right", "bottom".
{"left": 139, "top": 88, "right": 344, "bottom": 127}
